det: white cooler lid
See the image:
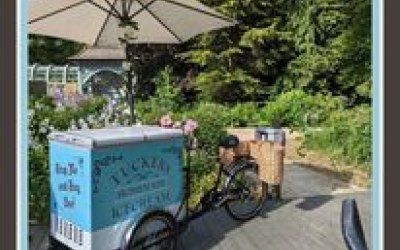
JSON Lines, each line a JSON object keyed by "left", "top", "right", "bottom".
{"left": 48, "top": 126, "right": 183, "bottom": 148}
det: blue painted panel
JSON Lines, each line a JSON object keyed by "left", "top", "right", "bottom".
{"left": 50, "top": 142, "right": 92, "bottom": 231}
{"left": 50, "top": 137, "right": 184, "bottom": 233}
{"left": 91, "top": 138, "right": 184, "bottom": 231}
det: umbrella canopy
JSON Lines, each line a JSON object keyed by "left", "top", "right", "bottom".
{"left": 29, "top": 0, "right": 236, "bottom": 124}
{"left": 29, "top": 0, "right": 235, "bottom": 46}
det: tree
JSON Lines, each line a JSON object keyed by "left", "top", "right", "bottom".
{"left": 29, "top": 35, "right": 83, "bottom": 65}
{"left": 177, "top": 0, "right": 296, "bottom": 103}
{"left": 280, "top": 0, "right": 371, "bottom": 104}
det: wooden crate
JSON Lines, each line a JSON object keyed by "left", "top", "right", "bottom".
{"left": 226, "top": 128, "right": 256, "bottom": 141}
{"left": 249, "top": 141, "right": 285, "bottom": 184}
{"left": 221, "top": 128, "right": 285, "bottom": 185}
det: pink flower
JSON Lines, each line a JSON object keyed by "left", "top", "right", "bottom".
{"left": 160, "top": 115, "right": 173, "bottom": 127}
{"left": 183, "top": 119, "right": 198, "bottom": 135}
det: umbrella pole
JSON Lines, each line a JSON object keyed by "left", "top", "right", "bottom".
{"left": 125, "top": 44, "right": 136, "bottom": 125}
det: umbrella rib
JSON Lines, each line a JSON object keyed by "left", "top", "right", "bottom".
{"left": 161, "top": 0, "right": 235, "bottom": 23}
{"left": 136, "top": 0, "right": 183, "bottom": 43}
{"left": 94, "top": 0, "right": 118, "bottom": 45}
{"left": 101, "top": 0, "right": 122, "bottom": 18}
{"left": 86, "top": 0, "right": 121, "bottom": 19}
{"left": 128, "top": 0, "right": 158, "bottom": 19}
{"left": 127, "top": 0, "right": 135, "bottom": 14}
{"left": 29, "top": 0, "right": 87, "bottom": 24}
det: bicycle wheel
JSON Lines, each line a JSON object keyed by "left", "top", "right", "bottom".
{"left": 224, "top": 164, "right": 266, "bottom": 221}
{"left": 128, "top": 211, "right": 177, "bottom": 250}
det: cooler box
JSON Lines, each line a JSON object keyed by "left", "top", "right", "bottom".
{"left": 48, "top": 126, "right": 184, "bottom": 250}
{"left": 255, "top": 127, "right": 286, "bottom": 145}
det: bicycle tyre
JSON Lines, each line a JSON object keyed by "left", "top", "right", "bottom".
{"left": 127, "top": 211, "right": 177, "bottom": 250}
{"left": 224, "top": 163, "right": 266, "bottom": 221}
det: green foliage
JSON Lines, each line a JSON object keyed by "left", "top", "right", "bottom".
{"left": 28, "top": 0, "right": 371, "bottom": 105}
{"left": 29, "top": 144, "right": 49, "bottom": 222}
{"left": 184, "top": 103, "right": 231, "bottom": 154}
{"left": 178, "top": 0, "right": 296, "bottom": 103}
{"left": 176, "top": 0, "right": 371, "bottom": 104}
{"left": 187, "top": 150, "right": 218, "bottom": 206}
{"left": 152, "top": 66, "right": 183, "bottom": 111}
{"left": 135, "top": 66, "right": 185, "bottom": 124}
{"left": 228, "top": 102, "right": 261, "bottom": 127}
{"left": 281, "top": 0, "right": 371, "bottom": 104}
{"left": 29, "top": 96, "right": 106, "bottom": 144}
{"left": 193, "top": 69, "right": 260, "bottom": 102}
{"left": 29, "top": 35, "right": 83, "bottom": 64}
{"left": 135, "top": 100, "right": 168, "bottom": 125}
{"left": 137, "top": 100, "right": 231, "bottom": 155}
{"left": 29, "top": 96, "right": 107, "bottom": 222}
{"left": 136, "top": 66, "right": 186, "bottom": 124}
{"left": 304, "top": 105, "right": 372, "bottom": 173}
{"left": 259, "top": 90, "right": 344, "bottom": 128}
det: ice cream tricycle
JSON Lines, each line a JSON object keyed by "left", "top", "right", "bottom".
{"left": 48, "top": 125, "right": 283, "bottom": 250}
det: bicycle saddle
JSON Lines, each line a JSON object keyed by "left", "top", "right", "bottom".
{"left": 220, "top": 134, "right": 240, "bottom": 149}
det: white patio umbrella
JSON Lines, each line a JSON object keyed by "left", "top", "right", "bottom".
{"left": 29, "top": 0, "right": 236, "bottom": 123}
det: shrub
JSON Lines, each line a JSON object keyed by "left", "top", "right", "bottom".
{"left": 29, "top": 144, "right": 49, "bottom": 223}
{"left": 186, "top": 149, "right": 218, "bottom": 206}
{"left": 228, "top": 102, "right": 261, "bottom": 127}
{"left": 183, "top": 103, "right": 231, "bottom": 155}
{"left": 136, "top": 66, "right": 186, "bottom": 125}
{"left": 259, "top": 90, "right": 344, "bottom": 129}
{"left": 304, "top": 105, "right": 372, "bottom": 174}
{"left": 29, "top": 96, "right": 109, "bottom": 222}
{"left": 136, "top": 100, "right": 172, "bottom": 125}
{"left": 151, "top": 66, "right": 184, "bottom": 112}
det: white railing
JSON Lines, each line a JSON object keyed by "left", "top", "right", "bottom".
{"left": 28, "top": 64, "right": 80, "bottom": 84}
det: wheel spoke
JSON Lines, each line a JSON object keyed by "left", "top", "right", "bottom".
{"left": 224, "top": 166, "right": 265, "bottom": 221}
{"left": 129, "top": 214, "right": 176, "bottom": 250}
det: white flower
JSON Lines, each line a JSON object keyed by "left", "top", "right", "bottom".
{"left": 55, "top": 102, "right": 65, "bottom": 111}
{"left": 105, "top": 117, "right": 110, "bottom": 127}
{"left": 28, "top": 110, "right": 34, "bottom": 118}
{"left": 87, "top": 115, "right": 95, "bottom": 124}
{"left": 107, "top": 103, "right": 113, "bottom": 113}
{"left": 34, "top": 102, "right": 42, "bottom": 110}
{"left": 82, "top": 122, "right": 89, "bottom": 129}
{"left": 123, "top": 108, "right": 130, "bottom": 115}
{"left": 112, "top": 121, "right": 119, "bottom": 126}
{"left": 39, "top": 126, "right": 47, "bottom": 134}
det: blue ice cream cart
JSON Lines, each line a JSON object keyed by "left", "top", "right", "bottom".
{"left": 48, "top": 126, "right": 184, "bottom": 250}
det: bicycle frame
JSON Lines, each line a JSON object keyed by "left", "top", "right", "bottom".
{"left": 128, "top": 145, "right": 263, "bottom": 250}
{"left": 174, "top": 146, "right": 253, "bottom": 227}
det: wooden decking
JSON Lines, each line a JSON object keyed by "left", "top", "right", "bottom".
{"left": 30, "top": 164, "right": 371, "bottom": 250}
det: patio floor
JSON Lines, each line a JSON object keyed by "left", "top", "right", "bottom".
{"left": 30, "top": 164, "right": 371, "bottom": 250}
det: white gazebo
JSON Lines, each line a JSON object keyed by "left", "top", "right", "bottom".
{"left": 68, "top": 46, "right": 126, "bottom": 96}
{"left": 29, "top": 46, "right": 128, "bottom": 97}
